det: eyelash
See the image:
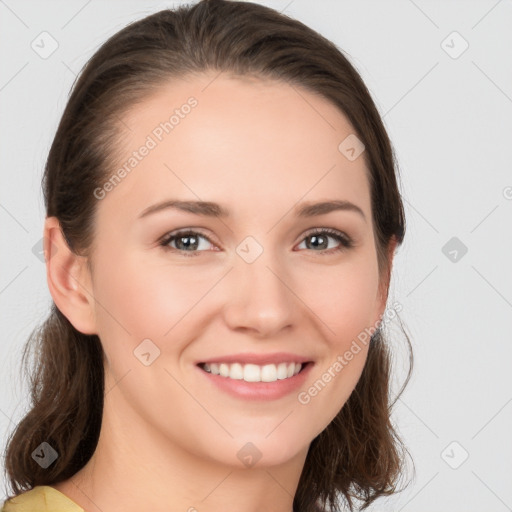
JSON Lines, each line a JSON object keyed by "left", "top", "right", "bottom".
{"left": 158, "top": 228, "right": 354, "bottom": 257}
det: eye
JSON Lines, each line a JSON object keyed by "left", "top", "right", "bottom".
{"left": 296, "top": 228, "right": 354, "bottom": 254}
{"left": 159, "top": 229, "right": 217, "bottom": 257}
{"left": 159, "top": 227, "right": 354, "bottom": 257}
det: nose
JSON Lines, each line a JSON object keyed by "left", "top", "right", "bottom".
{"left": 222, "top": 250, "right": 299, "bottom": 338}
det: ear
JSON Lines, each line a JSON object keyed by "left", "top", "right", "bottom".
{"left": 43, "top": 216, "right": 97, "bottom": 335}
{"left": 374, "top": 235, "right": 399, "bottom": 328}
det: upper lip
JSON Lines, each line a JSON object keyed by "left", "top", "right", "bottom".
{"left": 197, "top": 352, "right": 313, "bottom": 366}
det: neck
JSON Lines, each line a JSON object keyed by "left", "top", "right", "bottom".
{"left": 53, "top": 372, "right": 309, "bottom": 512}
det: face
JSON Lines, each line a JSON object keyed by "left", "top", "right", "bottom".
{"left": 83, "top": 72, "right": 389, "bottom": 468}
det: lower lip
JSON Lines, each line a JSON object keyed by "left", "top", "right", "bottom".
{"left": 196, "top": 362, "right": 314, "bottom": 401}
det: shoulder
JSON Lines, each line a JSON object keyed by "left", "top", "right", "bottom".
{"left": 1, "top": 486, "right": 84, "bottom": 512}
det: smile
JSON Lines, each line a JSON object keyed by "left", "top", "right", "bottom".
{"left": 199, "top": 362, "right": 303, "bottom": 383}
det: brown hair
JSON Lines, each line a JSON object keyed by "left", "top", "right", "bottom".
{"left": 2, "top": 1, "right": 412, "bottom": 510}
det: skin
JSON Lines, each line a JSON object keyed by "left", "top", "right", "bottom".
{"left": 46, "top": 71, "right": 396, "bottom": 512}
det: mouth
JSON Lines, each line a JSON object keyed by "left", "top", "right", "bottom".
{"left": 197, "top": 361, "right": 313, "bottom": 383}
{"left": 196, "top": 357, "right": 315, "bottom": 401}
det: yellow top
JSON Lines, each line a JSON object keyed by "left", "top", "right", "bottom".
{"left": 1, "top": 486, "right": 84, "bottom": 512}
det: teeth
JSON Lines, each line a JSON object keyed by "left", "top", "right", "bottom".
{"left": 202, "top": 362, "right": 303, "bottom": 382}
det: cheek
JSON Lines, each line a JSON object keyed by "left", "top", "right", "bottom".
{"left": 90, "top": 248, "right": 216, "bottom": 355}
{"left": 296, "top": 250, "right": 381, "bottom": 340}
{"left": 330, "top": 272, "right": 380, "bottom": 340}
{"left": 91, "top": 238, "right": 381, "bottom": 373}
{"left": 295, "top": 271, "right": 378, "bottom": 429}
{"left": 94, "top": 249, "right": 380, "bottom": 329}
{"left": 293, "top": 252, "right": 379, "bottom": 412}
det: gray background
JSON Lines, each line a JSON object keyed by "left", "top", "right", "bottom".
{"left": 1, "top": 0, "right": 511, "bottom": 510}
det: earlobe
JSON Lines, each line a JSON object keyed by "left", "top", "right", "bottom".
{"left": 44, "top": 216, "right": 97, "bottom": 335}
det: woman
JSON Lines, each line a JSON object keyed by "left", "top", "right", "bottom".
{"left": 1, "top": 0, "right": 411, "bottom": 511}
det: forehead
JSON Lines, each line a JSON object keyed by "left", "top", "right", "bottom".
{"left": 100, "top": 72, "right": 371, "bottom": 223}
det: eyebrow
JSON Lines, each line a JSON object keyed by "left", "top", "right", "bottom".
{"left": 138, "top": 199, "right": 366, "bottom": 222}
